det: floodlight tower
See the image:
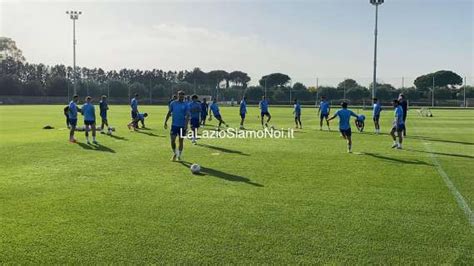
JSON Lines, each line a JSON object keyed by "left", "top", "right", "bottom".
{"left": 370, "top": 0, "right": 383, "bottom": 98}
{"left": 66, "top": 10, "right": 82, "bottom": 95}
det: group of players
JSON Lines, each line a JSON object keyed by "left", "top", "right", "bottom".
{"left": 64, "top": 90, "right": 408, "bottom": 157}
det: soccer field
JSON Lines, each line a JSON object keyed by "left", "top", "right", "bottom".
{"left": 0, "top": 105, "right": 473, "bottom": 264}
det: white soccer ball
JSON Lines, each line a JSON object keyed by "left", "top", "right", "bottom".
{"left": 190, "top": 163, "right": 201, "bottom": 174}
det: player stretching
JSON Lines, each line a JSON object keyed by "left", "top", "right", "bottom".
{"left": 293, "top": 99, "right": 302, "bottom": 129}
{"left": 239, "top": 96, "right": 247, "bottom": 129}
{"left": 81, "top": 96, "right": 98, "bottom": 145}
{"left": 390, "top": 99, "right": 405, "bottom": 149}
{"left": 209, "top": 99, "right": 228, "bottom": 130}
{"left": 130, "top": 93, "right": 139, "bottom": 130}
{"left": 189, "top": 95, "right": 201, "bottom": 144}
{"left": 372, "top": 98, "right": 382, "bottom": 134}
{"left": 355, "top": 114, "right": 365, "bottom": 132}
{"left": 164, "top": 91, "right": 190, "bottom": 161}
{"left": 259, "top": 96, "right": 271, "bottom": 128}
{"left": 68, "top": 95, "right": 80, "bottom": 143}
{"left": 328, "top": 102, "right": 358, "bottom": 153}
{"left": 398, "top": 94, "right": 408, "bottom": 136}
{"left": 318, "top": 96, "right": 331, "bottom": 131}
{"left": 200, "top": 98, "right": 209, "bottom": 126}
{"left": 99, "top": 95, "right": 110, "bottom": 134}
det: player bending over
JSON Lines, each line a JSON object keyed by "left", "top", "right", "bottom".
{"left": 99, "top": 95, "right": 110, "bottom": 134}
{"left": 328, "top": 102, "right": 359, "bottom": 153}
{"left": 318, "top": 96, "right": 331, "bottom": 131}
{"left": 128, "top": 113, "right": 148, "bottom": 129}
{"left": 355, "top": 114, "right": 365, "bottom": 132}
{"left": 189, "top": 95, "right": 202, "bottom": 144}
{"left": 390, "top": 99, "right": 405, "bottom": 149}
{"left": 259, "top": 96, "right": 271, "bottom": 128}
{"left": 239, "top": 96, "right": 247, "bottom": 129}
{"left": 209, "top": 99, "right": 228, "bottom": 130}
{"left": 81, "top": 96, "right": 98, "bottom": 145}
{"left": 68, "top": 95, "right": 81, "bottom": 143}
{"left": 293, "top": 99, "right": 302, "bottom": 129}
{"left": 372, "top": 98, "right": 382, "bottom": 134}
{"left": 164, "top": 91, "right": 190, "bottom": 161}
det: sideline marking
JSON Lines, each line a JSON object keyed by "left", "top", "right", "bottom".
{"left": 423, "top": 141, "right": 474, "bottom": 228}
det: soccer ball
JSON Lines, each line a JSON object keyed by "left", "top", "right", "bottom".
{"left": 107, "top": 127, "right": 113, "bottom": 135}
{"left": 190, "top": 163, "right": 201, "bottom": 174}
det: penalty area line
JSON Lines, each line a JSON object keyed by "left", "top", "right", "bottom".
{"left": 423, "top": 142, "right": 474, "bottom": 228}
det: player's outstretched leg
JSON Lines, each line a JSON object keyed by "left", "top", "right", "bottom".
{"left": 170, "top": 134, "right": 177, "bottom": 161}
{"left": 178, "top": 135, "right": 184, "bottom": 161}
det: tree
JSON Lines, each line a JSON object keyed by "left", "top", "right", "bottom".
{"left": 0, "top": 37, "right": 25, "bottom": 62}
{"left": 259, "top": 73, "right": 291, "bottom": 88}
{"left": 414, "top": 70, "right": 463, "bottom": 90}
{"left": 346, "top": 87, "right": 370, "bottom": 100}
{"left": 228, "top": 71, "right": 250, "bottom": 88}
{"left": 337, "top": 79, "right": 359, "bottom": 90}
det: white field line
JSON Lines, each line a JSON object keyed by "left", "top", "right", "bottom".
{"left": 423, "top": 142, "right": 474, "bottom": 228}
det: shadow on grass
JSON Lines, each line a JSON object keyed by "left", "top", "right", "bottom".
{"left": 196, "top": 143, "right": 249, "bottom": 156}
{"left": 77, "top": 142, "right": 115, "bottom": 153}
{"left": 179, "top": 161, "right": 263, "bottom": 187}
{"left": 407, "top": 135, "right": 474, "bottom": 146}
{"left": 361, "top": 152, "right": 432, "bottom": 166}
{"left": 106, "top": 134, "right": 128, "bottom": 141}
{"left": 406, "top": 149, "right": 474, "bottom": 160}
{"left": 134, "top": 130, "right": 163, "bottom": 138}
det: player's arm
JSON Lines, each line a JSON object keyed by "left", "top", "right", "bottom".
{"left": 164, "top": 110, "right": 171, "bottom": 129}
{"left": 317, "top": 104, "right": 321, "bottom": 114}
{"left": 327, "top": 113, "right": 337, "bottom": 121}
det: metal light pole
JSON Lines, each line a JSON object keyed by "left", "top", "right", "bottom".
{"left": 432, "top": 76, "right": 435, "bottom": 107}
{"left": 370, "top": 0, "right": 383, "bottom": 98}
{"left": 464, "top": 76, "right": 467, "bottom": 108}
{"left": 66, "top": 10, "right": 82, "bottom": 95}
{"left": 264, "top": 77, "right": 267, "bottom": 98}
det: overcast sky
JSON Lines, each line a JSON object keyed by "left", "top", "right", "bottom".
{"left": 1, "top": 0, "right": 472, "bottom": 87}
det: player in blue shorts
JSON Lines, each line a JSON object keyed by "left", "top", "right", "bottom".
{"left": 390, "top": 99, "right": 405, "bottom": 149}
{"left": 328, "top": 102, "right": 359, "bottom": 153}
{"left": 318, "top": 96, "right": 331, "bottom": 131}
{"left": 164, "top": 91, "right": 190, "bottom": 161}
{"left": 99, "top": 95, "right": 109, "bottom": 134}
{"left": 372, "top": 98, "right": 382, "bottom": 134}
{"left": 293, "top": 99, "right": 302, "bottom": 129}
{"left": 209, "top": 99, "right": 228, "bottom": 130}
{"left": 200, "top": 98, "right": 209, "bottom": 126}
{"left": 68, "top": 95, "right": 81, "bottom": 143}
{"left": 239, "top": 96, "right": 247, "bottom": 129}
{"left": 259, "top": 96, "right": 271, "bottom": 128}
{"left": 81, "top": 96, "right": 98, "bottom": 145}
{"left": 130, "top": 93, "right": 139, "bottom": 129}
{"left": 355, "top": 114, "right": 365, "bottom": 132}
{"left": 189, "top": 95, "right": 201, "bottom": 144}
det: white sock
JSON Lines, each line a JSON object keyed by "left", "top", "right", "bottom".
{"left": 177, "top": 150, "right": 182, "bottom": 157}
{"left": 174, "top": 149, "right": 178, "bottom": 156}
{"left": 93, "top": 136, "right": 96, "bottom": 141}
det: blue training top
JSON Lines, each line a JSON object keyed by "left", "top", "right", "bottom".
{"left": 394, "top": 106, "right": 404, "bottom": 126}
{"left": 210, "top": 102, "right": 220, "bottom": 116}
{"left": 82, "top": 103, "right": 96, "bottom": 121}
{"left": 259, "top": 100, "right": 269, "bottom": 113}
{"left": 334, "top": 108, "right": 358, "bottom": 130}
{"left": 68, "top": 101, "right": 78, "bottom": 119}
{"left": 373, "top": 103, "right": 382, "bottom": 116}
{"left": 169, "top": 100, "right": 190, "bottom": 127}
{"left": 189, "top": 101, "right": 201, "bottom": 119}
{"left": 320, "top": 101, "right": 330, "bottom": 114}
{"left": 130, "top": 98, "right": 138, "bottom": 112}
{"left": 294, "top": 103, "right": 301, "bottom": 115}
{"left": 240, "top": 100, "right": 247, "bottom": 114}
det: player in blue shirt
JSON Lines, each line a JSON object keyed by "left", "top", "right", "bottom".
{"left": 355, "top": 114, "right": 365, "bottom": 132}
{"left": 239, "top": 96, "right": 247, "bottom": 129}
{"left": 259, "top": 96, "right": 272, "bottom": 128}
{"left": 200, "top": 98, "right": 209, "bottom": 126}
{"left": 127, "top": 112, "right": 148, "bottom": 129}
{"left": 68, "top": 95, "right": 80, "bottom": 143}
{"left": 293, "top": 99, "right": 302, "bottom": 129}
{"left": 398, "top": 94, "right": 408, "bottom": 136}
{"left": 328, "top": 102, "right": 359, "bottom": 153}
{"left": 130, "top": 93, "right": 139, "bottom": 129}
{"left": 372, "top": 98, "right": 382, "bottom": 134}
{"left": 318, "top": 96, "right": 331, "bottom": 131}
{"left": 99, "top": 95, "right": 110, "bottom": 134}
{"left": 164, "top": 91, "right": 190, "bottom": 161}
{"left": 81, "top": 96, "right": 98, "bottom": 144}
{"left": 390, "top": 99, "right": 405, "bottom": 149}
{"left": 189, "top": 95, "right": 202, "bottom": 144}
{"left": 209, "top": 99, "right": 228, "bottom": 130}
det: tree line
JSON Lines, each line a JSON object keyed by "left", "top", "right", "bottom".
{"left": 1, "top": 37, "right": 472, "bottom": 103}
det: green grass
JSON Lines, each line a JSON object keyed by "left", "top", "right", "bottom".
{"left": 0, "top": 105, "right": 473, "bottom": 264}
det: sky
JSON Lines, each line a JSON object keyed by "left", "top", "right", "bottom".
{"left": 0, "top": 0, "right": 473, "bottom": 87}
